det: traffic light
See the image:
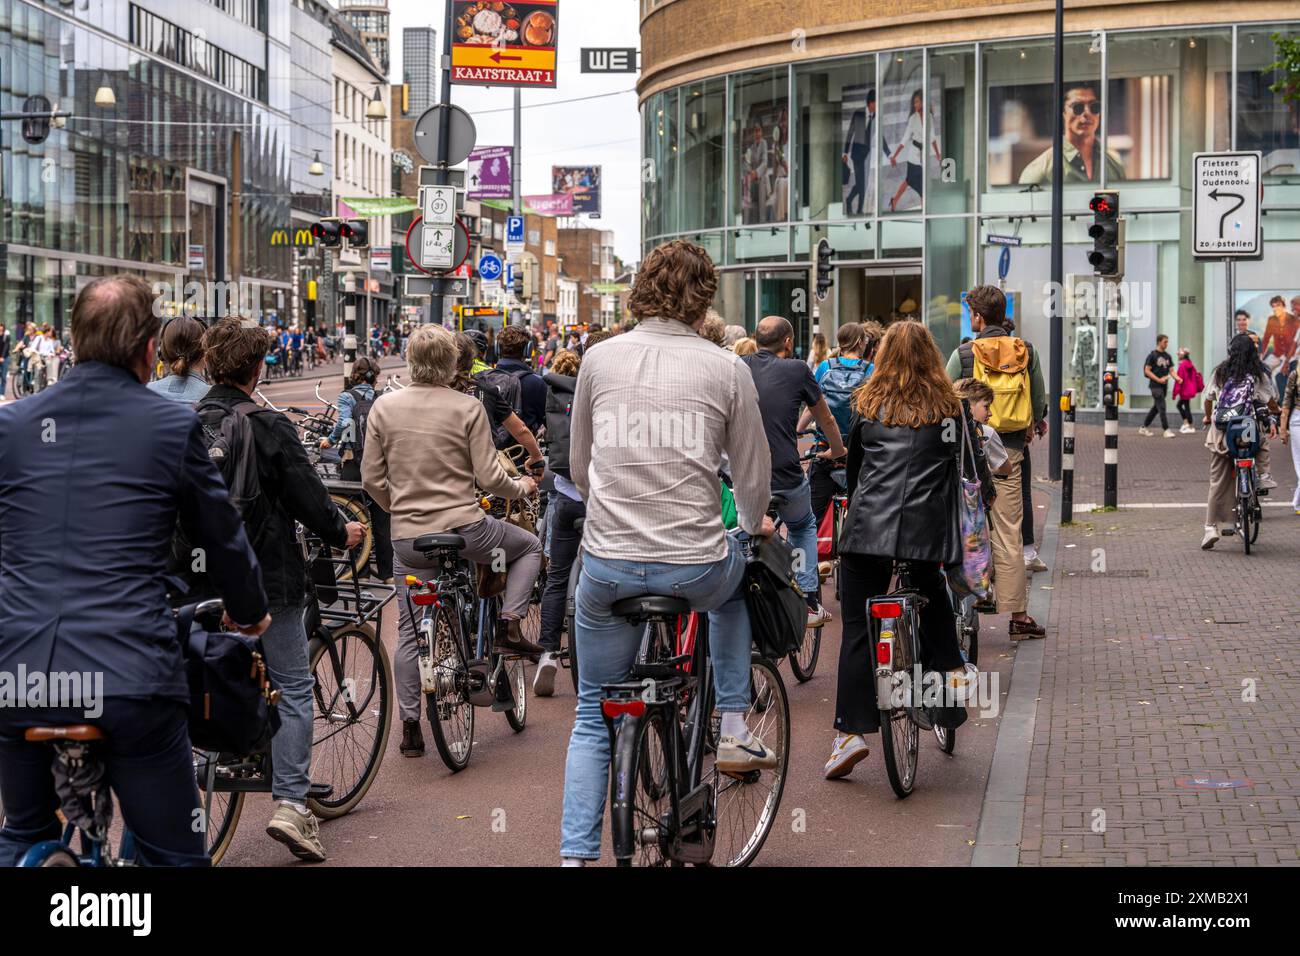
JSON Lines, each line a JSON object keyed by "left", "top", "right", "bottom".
{"left": 311, "top": 217, "right": 343, "bottom": 247}
{"left": 521, "top": 257, "right": 537, "bottom": 301}
{"left": 20, "top": 95, "right": 52, "bottom": 145}
{"left": 512, "top": 263, "right": 524, "bottom": 298}
{"left": 1102, "top": 369, "right": 1117, "bottom": 406}
{"left": 1088, "top": 191, "right": 1124, "bottom": 277}
{"left": 815, "top": 238, "right": 834, "bottom": 301}
{"left": 341, "top": 219, "right": 368, "bottom": 251}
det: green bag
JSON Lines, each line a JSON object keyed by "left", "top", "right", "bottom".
{"left": 720, "top": 479, "right": 738, "bottom": 530}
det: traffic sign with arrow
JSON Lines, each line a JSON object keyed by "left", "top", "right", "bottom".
{"left": 1193, "top": 151, "right": 1262, "bottom": 259}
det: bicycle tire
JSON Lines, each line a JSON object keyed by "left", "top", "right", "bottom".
{"left": 878, "top": 614, "right": 920, "bottom": 799}
{"left": 37, "top": 846, "right": 80, "bottom": 867}
{"left": 194, "top": 750, "right": 246, "bottom": 865}
{"left": 504, "top": 657, "right": 528, "bottom": 732}
{"left": 613, "top": 709, "right": 673, "bottom": 867}
{"left": 425, "top": 606, "right": 475, "bottom": 772}
{"left": 307, "top": 625, "right": 393, "bottom": 819}
{"left": 706, "top": 656, "right": 790, "bottom": 867}
{"left": 788, "top": 625, "right": 821, "bottom": 683}
{"left": 1250, "top": 503, "right": 1261, "bottom": 544}
{"left": 1240, "top": 498, "right": 1252, "bottom": 555}
{"left": 330, "top": 494, "right": 373, "bottom": 580}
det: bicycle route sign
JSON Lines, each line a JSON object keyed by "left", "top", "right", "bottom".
{"left": 1192, "top": 151, "right": 1262, "bottom": 259}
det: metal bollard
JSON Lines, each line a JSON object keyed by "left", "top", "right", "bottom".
{"left": 1061, "top": 388, "right": 1075, "bottom": 523}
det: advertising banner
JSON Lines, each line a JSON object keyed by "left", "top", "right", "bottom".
{"left": 551, "top": 165, "right": 601, "bottom": 215}
{"left": 468, "top": 146, "right": 514, "bottom": 200}
{"left": 523, "top": 193, "right": 574, "bottom": 216}
{"left": 451, "top": 1, "right": 559, "bottom": 89}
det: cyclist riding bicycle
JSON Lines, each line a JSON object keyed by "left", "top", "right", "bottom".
{"left": 559, "top": 240, "right": 779, "bottom": 866}
{"left": 1200, "top": 333, "right": 1281, "bottom": 550}
{"left": 361, "top": 325, "right": 543, "bottom": 760}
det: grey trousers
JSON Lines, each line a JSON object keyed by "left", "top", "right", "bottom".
{"left": 391, "top": 516, "right": 542, "bottom": 721}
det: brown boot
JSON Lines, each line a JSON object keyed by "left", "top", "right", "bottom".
{"left": 1009, "top": 616, "right": 1046, "bottom": 641}
{"left": 399, "top": 719, "right": 424, "bottom": 757}
{"left": 493, "top": 618, "right": 544, "bottom": 657}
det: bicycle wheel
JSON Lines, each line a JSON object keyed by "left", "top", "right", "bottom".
{"left": 705, "top": 657, "right": 790, "bottom": 867}
{"left": 788, "top": 625, "right": 821, "bottom": 683}
{"left": 878, "top": 616, "right": 920, "bottom": 799}
{"left": 425, "top": 607, "right": 475, "bottom": 772}
{"left": 193, "top": 750, "right": 246, "bottom": 865}
{"left": 37, "top": 847, "right": 80, "bottom": 867}
{"left": 330, "top": 494, "right": 373, "bottom": 581}
{"left": 1250, "top": 501, "right": 1261, "bottom": 544}
{"left": 503, "top": 656, "right": 528, "bottom": 733}
{"left": 307, "top": 625, "right": 393, "bottom": 819}
{"left": 614, "top": 709, "right": 673, "bottom": 867}
{"left": 1238, "top": 496, "right": 1252, "bottom": 554}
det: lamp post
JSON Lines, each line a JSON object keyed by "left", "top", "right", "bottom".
{"left": 1048, "top": 0, "right": 1065, "bottom": 482}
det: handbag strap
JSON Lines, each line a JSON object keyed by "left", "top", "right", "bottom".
{"left": 958, "top": 404, "right": 979, "bottom": 480}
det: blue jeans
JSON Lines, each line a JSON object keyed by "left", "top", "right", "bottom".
{"left": 559, "top": 535, "right": 753, "bottom": 859}
{"left": 774, "top": 475, "right": 819, "bottom": 598}
{"left": 262, "top": 604, "right": 314, "bottom": 803}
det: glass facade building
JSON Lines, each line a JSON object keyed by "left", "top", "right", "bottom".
{"left": 641, "top": 16, "right": 1300, "bottom": 412}
{"left": 1, "top": 0, "right": 293, "bottom": 336}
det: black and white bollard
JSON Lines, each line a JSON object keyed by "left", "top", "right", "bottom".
{"left": 1061, "top": 388, "right": 1075, "bottom": 523}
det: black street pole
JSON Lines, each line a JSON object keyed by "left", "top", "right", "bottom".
{"left": 429, "top": 0, "right": 455, "bottom": 326}
{"left": 1048, "top": 0, "right": 1064, "bottom": 481}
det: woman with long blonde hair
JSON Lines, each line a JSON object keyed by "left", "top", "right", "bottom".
{"left": 823, "top": 320, "right": 978, "bottom": 780}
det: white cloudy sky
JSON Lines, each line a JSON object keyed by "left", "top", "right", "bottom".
{"left": 387, "top": 0, "right": 643, "bottom": 263}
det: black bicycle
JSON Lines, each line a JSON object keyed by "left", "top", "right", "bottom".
{"left": 197, "top": 549, "right": 395, "bottom": 864}
{"left": 405, "top": 532, "right": 528, "bottom": 773}
{"left": 602, "top": 590, "right": 789, "bottom": 867}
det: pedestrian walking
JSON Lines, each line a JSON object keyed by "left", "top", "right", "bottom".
{"left": 1138, "top": 333, "right": 1177, "bottom": 437}
{"left": 1280, "top": 362, "right": 1300, "bottom": 514}
{"left": 1173, "top": 347, "right": 1204, "bottom": 433}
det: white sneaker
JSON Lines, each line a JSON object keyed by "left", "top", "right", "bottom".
{"left": 715, "top": 733, "right": 780, "bottom": 773}
{"left": 1163, "top": 429, "right": 1177, "bottom": 438}
{"left": 823, "top": 734, "right": 870, "bottom": 779}
{"left": 1025, "top": 555, "right": 1048, "bottom": 573}
{"left": 1200, "top": 525, "right": 1220, "bottom": 550}
{"left": 532, "top": 652, "right": 558, "bottom": 697}
{"left": 1138, "top": 427, "right": 1154, "bottom": 436}
{"left": 806, "top": 602, "right": 833, "bottom": 628}
{"left": 1179, "top": 424, "right": 1195, "bottom": 434}
{"left": 1259, "top": 474, "right": 1278, "bottom": 490}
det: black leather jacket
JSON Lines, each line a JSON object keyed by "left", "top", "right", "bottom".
{"left": 840, "top": 415, "right": 964, "bottom": 566}
{"left": 543, "top": 371, "right": 577, "bottom": 478}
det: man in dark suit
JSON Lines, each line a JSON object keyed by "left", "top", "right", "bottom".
{"left": 842, "top": 88, "right": 889, "bottom": 216}
{"left": 0, "top": 275, "right": 269, "bottom": 866}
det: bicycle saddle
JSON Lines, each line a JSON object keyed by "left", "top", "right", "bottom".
{"left": 414, "top": 533, "right": 466, "bottom": 553}
{"left": 612, "top": 595, "right": 690, "bottom": 619}
{"left": 25, "top": 725, "right": 104, "bottom": 743}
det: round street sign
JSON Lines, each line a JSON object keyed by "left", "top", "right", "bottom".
{"left": 478, "top": 253, "right": 503, "bottom": 283}
{"left": 404, "top": 216, "right": 471, "bottom": 276}
{"left": 412, "top": 104, "right": 477, "bottom": 167}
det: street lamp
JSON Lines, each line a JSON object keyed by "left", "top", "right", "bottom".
{"left": 94, "top": 85, "right": 116, "bottom": 108}
{"left": 365, "top": 86, "right": 387, "bottom": 119}
{"left": 309, "top": 150, "right": 324, "bottom": 176}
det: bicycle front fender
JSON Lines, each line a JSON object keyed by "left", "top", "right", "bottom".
{"left": 18, "top": 839, "right": 80, "bottom": 868}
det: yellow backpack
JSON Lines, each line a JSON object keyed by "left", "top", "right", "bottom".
{"left": 970, "top": 337, "right": 1033, "bottom": 432}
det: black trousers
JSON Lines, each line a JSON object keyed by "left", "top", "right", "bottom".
{"left": 1177, "top": 398, "right": 1194, "bottom": 425}
{"left": 1143, "top": 387, "right": 1170, "bottom": 429}
{"left": 809, "top": 456, "right": 839, "bottom": 533}
{"left": 834, "top": 555, "right": 964, "bottom": 735}
{"left": 0, "top": 699, "right": 209, "bottom": 866}
{"left": 539, "top": 493, "right": 585, "bottom": 652}
{"left": 342, "top": 459, "right": 392, "bottom": 579}
{"left": 1020, "top": 443, "right": 1034, "bottom": 547}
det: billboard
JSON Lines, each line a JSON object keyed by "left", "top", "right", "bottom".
{"left": 523, "top": 193, "right": 573, "bottom": 216}
{"left": 551, "top": 165, "right": 601, "bottom": 215}
{"left": 468, "top": 146, "right": 513, "bottom": 200}
{"left": 451, "top": 1, "right": 558, "bottom": 89}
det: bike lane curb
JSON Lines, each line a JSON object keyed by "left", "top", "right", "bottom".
{"left": 970, "top": 479, "right": 1059, "bottom": 867}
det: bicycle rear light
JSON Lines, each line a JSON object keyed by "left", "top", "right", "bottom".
{"left": 1235, "top": 459, "right": 1254, "bottom": 469}
{"left": 870, "top": 601, "right": 903, "bottom": 619}
{"left": 876, "top": 637, "right": 892, "bottom": 666}
{"left": 601, "top": 699, "right": 646, "bottom": 719}
{"left": 411, "top": 591, "right": 440, "bottom": 607}
{"left": 404, "top": 575, "right": 420, "bottom": 587}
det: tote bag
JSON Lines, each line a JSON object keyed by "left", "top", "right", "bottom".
{"left": 946, "top": 410, "right": 992, "bottom": 601}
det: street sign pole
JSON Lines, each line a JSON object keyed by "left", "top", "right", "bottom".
{"left": 1047, "top": 0, "right": 1064, "bottom": 482}
{"left": 513, "top": 88, "right": 522, "bottom": 218}
{"left": 430, "top": 1, "right": 454, "bottom": 327}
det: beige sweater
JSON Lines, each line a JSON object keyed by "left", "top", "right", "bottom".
{"left": 361, "top": 383, "right": 524, "bottom": 539}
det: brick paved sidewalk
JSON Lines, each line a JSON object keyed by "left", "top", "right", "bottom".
{"left": 1017, "top": 431, "right": 1300, "bottom": 866}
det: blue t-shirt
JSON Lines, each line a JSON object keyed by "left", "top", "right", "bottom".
{"left": 290, "top": 332, "right": 303, "bottom": 350}
{"left": 814, "top": 356, "right": 873, "bottom": 383}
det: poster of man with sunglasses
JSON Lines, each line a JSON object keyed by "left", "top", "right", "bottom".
{"left": 1018, "top": 86, "right": 1126, "bottom": 185}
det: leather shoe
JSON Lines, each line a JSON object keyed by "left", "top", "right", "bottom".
{"left": 1009, "top": 617, "right": 1046, "bottom": 640}
{"left": 493, "top": 618, "right": 544, "bottom": 657}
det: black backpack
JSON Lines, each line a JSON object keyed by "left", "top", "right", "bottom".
{"left": 477, "top": 368, "right": 523, "bottom": 448}
{"left": 195, "top": 397, "right": 269, "bottom": 527}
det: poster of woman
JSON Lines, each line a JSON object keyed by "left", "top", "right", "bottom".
{"left": 739, "top": 101, "right": 788, "bottom": 225}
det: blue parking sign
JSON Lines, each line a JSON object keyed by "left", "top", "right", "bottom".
{"left": 507, "top": 215, "right": 524, "bottom": 246}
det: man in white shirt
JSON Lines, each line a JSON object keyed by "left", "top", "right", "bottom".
{"left": 560, "top": 239, "right": 777, "bottom": 865}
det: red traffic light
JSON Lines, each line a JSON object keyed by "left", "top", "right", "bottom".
{"left": 1089, "top": 196, "right": 1112, "bottom": 214}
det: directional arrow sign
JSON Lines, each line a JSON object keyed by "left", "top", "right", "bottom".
{"left": 421, "top": 225, "right": 454, "bottom": 270}
{"left": 1193, "top": 151, "right": 1262, "bottom": 258}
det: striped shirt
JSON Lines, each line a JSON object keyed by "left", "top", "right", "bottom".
{"left": 570, "top": 317, "right": 771, "bottom": 563}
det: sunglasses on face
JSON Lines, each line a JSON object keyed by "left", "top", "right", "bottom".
{"left": 1068, "top": 100, "right": 1101, "bottom": 116}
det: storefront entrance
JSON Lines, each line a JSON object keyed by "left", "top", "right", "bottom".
{"left": 834, "top": 263, "right": 922, "bottom": 330}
